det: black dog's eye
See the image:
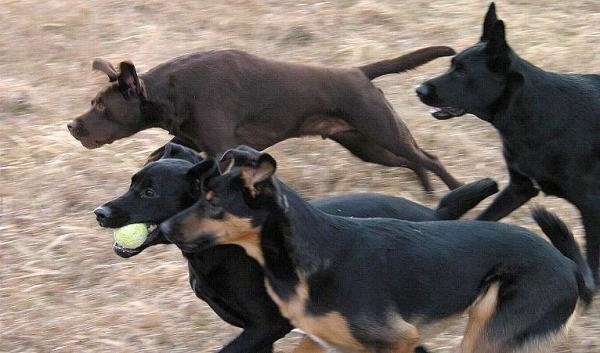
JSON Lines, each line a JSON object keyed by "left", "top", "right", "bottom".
{"left": 141, "top": 188, "right": 157, "bottom": 198}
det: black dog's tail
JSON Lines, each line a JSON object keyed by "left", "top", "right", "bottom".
{"left": 358, "top": 46, "right": 456, "bottom": 80}
{"left": 532, "top": 207, "right": 595, "bottom": 305}
{"left": 435, "top": 178, "right": 498, "bottom": 220}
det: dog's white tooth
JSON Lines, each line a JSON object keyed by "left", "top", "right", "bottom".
{"left": 147, "top": 224, "right": 157, "bottom": 232}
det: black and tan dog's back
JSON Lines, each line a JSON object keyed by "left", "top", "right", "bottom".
{"left": 161, "top": 148, "right": 593, "bottom": 353}
{"left": 68, "top": 47, "right": 461, "bottom": 192}
{"left": 417, "top": 2, "right": 600, "bottom": 281}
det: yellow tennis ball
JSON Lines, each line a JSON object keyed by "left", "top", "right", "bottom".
{"left": 113, "top": 223, "right": 149, "bottom": 249}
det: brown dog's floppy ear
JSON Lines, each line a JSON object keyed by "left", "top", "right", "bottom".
{"left": 92, "top": 59, "right": 118, "bottom": 82}
{"left": 241, "top": 153, "right": 277, "bottom": 197}
{"left": 118, "top": 61, "right": 144, "bottom": 100}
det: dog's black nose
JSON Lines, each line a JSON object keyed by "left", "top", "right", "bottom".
{"left": 94, "top": 206, "right": 111, "bottom": 221}
{"left": 415, "top": 84, "right": 431, "bottom": 98}
{"left": 159, "top": 222, "right": 172, "bottom": 239}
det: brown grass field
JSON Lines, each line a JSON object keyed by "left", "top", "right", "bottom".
{"left": 1, "top": 1, "right": 599, "bottom": 352}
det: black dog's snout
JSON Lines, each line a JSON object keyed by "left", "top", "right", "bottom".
{"left": 94, "top": 206, "right": 111, "bottom": 221}
{"left": 416, "top": 83, "right": 433, "bottom": 98}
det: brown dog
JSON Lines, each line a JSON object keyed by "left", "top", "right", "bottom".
{"left": 68, "top": 47, "right": 461, "bottom": 191}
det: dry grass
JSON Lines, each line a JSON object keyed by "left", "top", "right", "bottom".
{"left": 1, "top": 1, "right": 599, "bottom": 352}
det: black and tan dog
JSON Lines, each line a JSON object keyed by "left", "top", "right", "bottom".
{"left": 416, "top": 2, "right": 600, "bottom": 282}
{"left": 95, "top": 143, "right": 497, "bottom": 353}
{"left": 161, "top": 148, "right": 593, "bottom": 353}
{"left": 68, "top": 47, "right": 461, "bottom": 192}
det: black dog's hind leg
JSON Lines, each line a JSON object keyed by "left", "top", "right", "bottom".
{"left": 581, "top": 204, "right": 600, "bottom": 284}
{"left": 477, "top": 168, "right": 538, "bottom": 221}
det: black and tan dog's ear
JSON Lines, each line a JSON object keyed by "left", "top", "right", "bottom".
{"left": 241, "top": 153, "right": 277, "bottom": 197}
{"left": 92, "top": 59, "right": 118, "bottom": 82}
{"left": 481, "top": 2, "right": 498, "bottom": 42}
{"left": 187, "top": 159, "right": 220, "bottom": 189}
{"left": 219, "top": 146, "right": 262, "bottom": 173}
{"left": 118, "top": 61, "right": 144, "bottom": 99}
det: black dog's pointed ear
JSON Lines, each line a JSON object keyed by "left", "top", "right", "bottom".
{"left": 92, "top": 59, "right": 118, "bottom": 82}
{"left": 486, "top": 20, "right": 507, "bottom": 54}
{"left": 480, "top": 3, "right": 510, "bottom": 73}
{"left": 485, "top": 20, "right": 510, "bottom": 73}
{"left": 241, "top": 153, "right": 277, "bottom": 197}
{"left": 481, "top": 2, "right": 498, "bottom": 42}
{"left": 118, "top": 61, "right": 144, "bottom": 100}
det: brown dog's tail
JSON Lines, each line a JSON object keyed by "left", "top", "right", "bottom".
{"left": 358, "top": 46, "right": 455, "bottom": 80}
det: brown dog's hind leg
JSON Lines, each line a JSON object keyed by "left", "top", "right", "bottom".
{"left": 334, "top": 86, "right": 461, "bottom": 191}
{"left": 330, "top": 131, "right": 436, "bottom": 192}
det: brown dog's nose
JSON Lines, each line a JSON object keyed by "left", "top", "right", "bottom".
{"left": 67, "top": 120, "right": 77, "bottom": 132}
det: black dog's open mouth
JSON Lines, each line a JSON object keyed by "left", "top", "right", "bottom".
{"left": 429, "top": 106, "right": 466, "bottom": 120}
{"left": 113, "top": 223, "right": 160, "bottom": 258}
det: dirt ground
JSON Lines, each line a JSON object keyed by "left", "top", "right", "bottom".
{"left": 1, "top": 1, "right": 599, "bottom": 352}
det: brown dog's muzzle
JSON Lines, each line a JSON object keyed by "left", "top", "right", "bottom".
{"left": 67, "top": 119, "right": 89, "bottom": 139}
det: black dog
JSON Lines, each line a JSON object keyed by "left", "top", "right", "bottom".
{"left": 95, "top": 143, "right": 497, "bottom": 353}
{"left": 416, "top": 2, "right": 600, "bottom": 282}
{"left": 160, "top": 148, "right": 593, "bottom": 353}
{"left": 68, "top": 47, "right": 462, "bottom": 192}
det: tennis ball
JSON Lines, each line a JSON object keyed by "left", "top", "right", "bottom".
{"left": 113, "top": 223, "right": 149, "bottom": 249}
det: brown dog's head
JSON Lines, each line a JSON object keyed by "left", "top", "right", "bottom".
{"left": 67, "top": 59, "right": 152, "bottom": 149}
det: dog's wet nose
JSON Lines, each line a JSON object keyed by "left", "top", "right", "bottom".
{"left": 67, "top": 120, "right": 77, "bottom": 132}
{"left": 94, "top": 206, "right": 111, "bottom": 221}
{"left": 415, "top": 84, "right": 431, "bottom": 98}
{"left": 159, "top": 222, "right": 173, "bottom": 239}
